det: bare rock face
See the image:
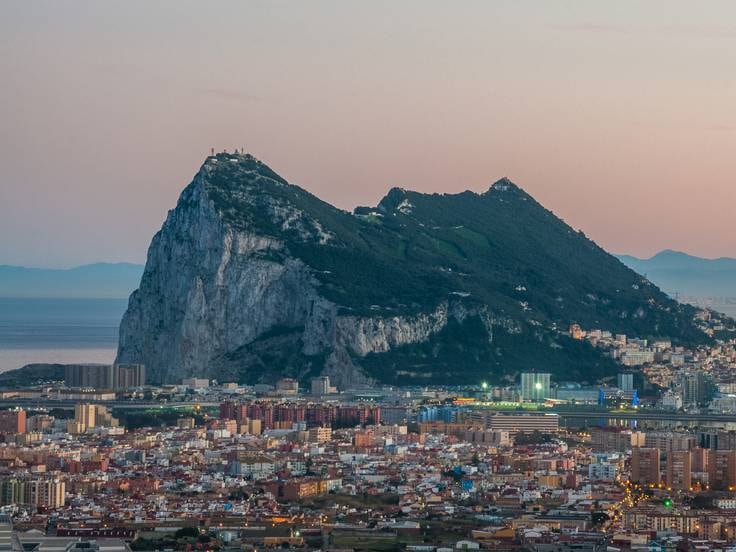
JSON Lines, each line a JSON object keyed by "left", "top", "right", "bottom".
{"left": 117, "top": 152, "right": 704, "bottom": 386}
{"left": 117, "top": 154, "right": 465, "bottom": 386}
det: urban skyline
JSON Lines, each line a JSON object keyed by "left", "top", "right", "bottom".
{"left": 2, "top": 2, "right": 736, "bottom": 550}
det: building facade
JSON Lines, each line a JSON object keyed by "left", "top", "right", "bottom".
{"left": 65, "top": 363, "right": 145, "bottom": 390}
{"left": 520, "top": 373, "right": 551, "bottom": 402}
{"left": 631, "top": 447, "right": 661, "bottom": 485}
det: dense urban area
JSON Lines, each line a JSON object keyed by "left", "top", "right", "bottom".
{"left": 2, "top": 311, "right": 736, "bottom": 552}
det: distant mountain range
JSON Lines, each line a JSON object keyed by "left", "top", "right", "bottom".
{"left": 0, "top": 263, "right": 144, "bottom": 299}
{"left": 617, "top": 250, "right": 736, "bottom": 299}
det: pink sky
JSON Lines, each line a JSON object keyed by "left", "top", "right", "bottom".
{"left": 1, "top": 1, "right": 735, "bottom": 267}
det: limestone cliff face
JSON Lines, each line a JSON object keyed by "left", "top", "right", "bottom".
{"left": 116, "top": 154, "right": 469, "bottom": 385}
{"left": 118, "top": 152, "right": 704, "bottom": 386}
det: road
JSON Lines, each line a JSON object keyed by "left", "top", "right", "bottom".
{"left": 2, "top": 398, "right": 735, "bottom": 425}
{"left": 0, "top": 399, "right": 220, "bottom": 410}
{"left": 552, "top": 407, "right": 736, "bottom": 424}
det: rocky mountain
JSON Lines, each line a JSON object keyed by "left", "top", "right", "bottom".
{"left": 0, "top": 263, "right": 144, "bottom": 298}
{"left": 116, "top": 153, "right": 707, "bottom": 386}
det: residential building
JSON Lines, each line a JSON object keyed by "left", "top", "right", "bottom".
{"left": 182, "top": 378, "right": 209, "bottom": 389}
{"left": 631, "top": 447, "right": 660, "bottom": 485}
{"left": 65, "top": 363, "right": 145, "bottom": 390}
{"left": 617, "top": 372, "right": 634, "bottom": 393}
{"left": 0, "top": 409, "right": 26, "bottom": 435}
{"left": 276, "top": 378, "right": 299, "bottom": 395}
{"left": 666, "top": 450, "right": 692, "bottom": 491}
{"left": 487, "top": 412, "right": 559, "bottom": 435}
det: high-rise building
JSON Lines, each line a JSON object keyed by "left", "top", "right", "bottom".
{"left": 113, "top": 363, "right": 146, "bottom": 389}
{"left": 0, "top": 409, "right": 26, "bottom": 435}
{"left": 0, "top": 479, "right": 23, "bottom": 507}
{"left": 618, "top": 372, "right": 634, "bottom": 393}
{"left": 24, "top": 479, "right": 66, "bottom": 508}
{"left": 699, "top": 430, "right": 736, "bottom": 451}
{"left": 681, "top": 371, "right": 717, "bottom": 406}
{"left": 520, "top": 372, "right": 551, "bottom": 402}
{"left": 26, "top": 414, "right": 53, "bottom": 433}
{"left": 645, "top": 431, "right": 696, "bottom": 452}
{"left": 69, "top": 404, "right": 119, "bottom": 434}
{"left": 590, "top": 427, "right": 644, "bottom": 452}
{"left": 631, "top": 447, "right": 661, "bottom": 485}
{"left": 65, "top": 363, "right": 145, "bottom": 390}
{"left": 0, "top": 479, "right": 66, "bottom": 508}
{"left": 311, "top": 376, "right": 332, "bottom": 395}
{"left": 666, "top": 450, "right": 692, "bottom": 491}
{"left": 307, "top": 426, "right": 332, "bottom": 443}
{"left": 335, "top": 406, "right": 381, "bottom": 426}
{"left": 94, "top": 405, "right": 119, "bottom": 428}
{"left": 708, "top": 450, "right": 736, "bottom": 490}
{"left": 74, "top": 404, "right": 96, "bottom": 429}
{"left": 65, "top": 364, "right": 114, "bottom": 389}
{"left": 692, "top": 446, "right": 710, "bottom": 472}
{"left": 276, "top": 378, "right": 299, "bottom": 395}
{"left": 219, "top": 400, "right": 236, "bottom": 420}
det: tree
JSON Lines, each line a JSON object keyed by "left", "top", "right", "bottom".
{"left": 175, "top": 526, "right": 200, "bottom": 539}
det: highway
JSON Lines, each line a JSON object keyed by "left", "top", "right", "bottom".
{"left": 2, "top": 397, "right": 736, "bottom": 426}
{"left": 0, "top": 399, "right": 220, "bottom": 410}
{"left": 552, "top": 408, "right": 736, "bottom": 424}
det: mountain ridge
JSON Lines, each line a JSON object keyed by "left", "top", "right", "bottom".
{"left": 617, "top": 250, "right": 736, "bottom": 299}
{"left": 0, "top": 262, "right": 144, "bottom": 299}
{"left": 116, "top": 152, "right": 707, "bottom": 386}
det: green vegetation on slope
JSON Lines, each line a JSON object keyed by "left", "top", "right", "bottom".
{"left": 189, "top": 154, "right": 708, "bottom": 384}
{"left": 203, "top": 157, "right": 700, "bottom": 340}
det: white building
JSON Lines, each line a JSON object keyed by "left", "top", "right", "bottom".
{"left": 661, "top": 391, "right": 683, "bottom": 410}
{"left": 588, "top": 462, "right": 617, "bottom": 481}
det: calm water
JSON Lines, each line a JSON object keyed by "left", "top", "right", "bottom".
{"left": 0, "top": 298, "right": 127, "bottom": 372}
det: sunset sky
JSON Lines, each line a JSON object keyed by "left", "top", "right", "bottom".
{"left": 1, "top": 1, "right": 735, "bottom": 267}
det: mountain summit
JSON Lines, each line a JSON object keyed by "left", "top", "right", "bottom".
{"left": 117, "top": 153, "right": 706, "bottom": 385}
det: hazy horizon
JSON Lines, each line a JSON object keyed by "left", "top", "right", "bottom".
{"left": 2, "top": 1, "right": 736, "bottom": 267}
{"left": 6, "top": 248, "right": 736, "bottom": 272}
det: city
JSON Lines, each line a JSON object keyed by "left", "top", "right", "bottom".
{"left": 0, "top": 308, "right": 735, "bottom": 551}
{"left": 3, "top": 2, "right": 736, "bottom": 551}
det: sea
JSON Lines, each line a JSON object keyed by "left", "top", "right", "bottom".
{"left": 0, "top": 297, "right": 127, "bottom": 373}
